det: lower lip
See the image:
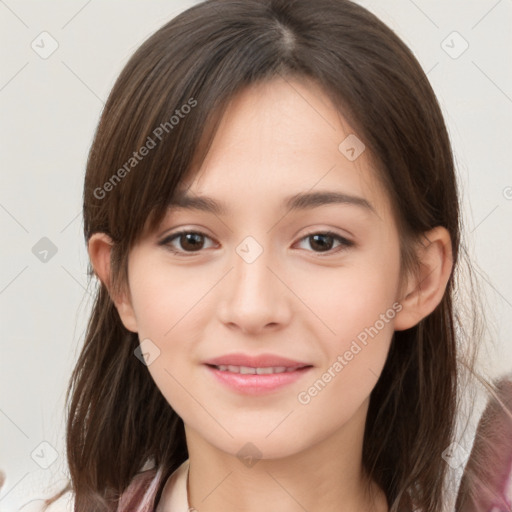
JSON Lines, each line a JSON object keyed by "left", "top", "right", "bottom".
{"left": 204, "top": 364, "right": 312, "bottom": 395}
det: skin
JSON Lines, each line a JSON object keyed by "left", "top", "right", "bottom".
{"left": 89, "top": 76, "right": 453, "bottom": 512}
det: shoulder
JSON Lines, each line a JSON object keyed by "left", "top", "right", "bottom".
{"left": 157, "top": 459, "right": 190, "bottom": 511}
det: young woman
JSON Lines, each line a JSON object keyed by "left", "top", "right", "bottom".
{"left": 41, "top": 0, "right": 509, "bottom": 511}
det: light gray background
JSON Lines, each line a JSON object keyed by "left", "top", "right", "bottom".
{"left": 1, "top": 1, "right": 511, "bottom": 510}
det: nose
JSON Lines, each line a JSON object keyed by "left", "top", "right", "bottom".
{"left": 216, "top": 243, "right": 292, "bottom": 335}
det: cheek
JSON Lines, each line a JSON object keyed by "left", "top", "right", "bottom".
{"left": 296, "top": 273, "right": 397, "bottom": 425}
{"left": 128, "top": 262, "right": 202, "bottom": 417}
{"left": 313, "top": 257, "right": 399, "bottom": 335}
{"left": 129, "top": 261, "right": 202, "bottom": 338}
{"left": 311, "top": 248, "right": 400, "bottom": 374}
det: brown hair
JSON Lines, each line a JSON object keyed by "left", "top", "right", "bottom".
{"left": 43, "top": 0, "right": 498, "bottom": 510}
{"left": 455, "top": 375, "right": 512, "bottom": 511}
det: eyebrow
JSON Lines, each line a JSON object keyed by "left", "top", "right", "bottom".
{"left": 169, "top": 189, "right": 376, "bottom": 216}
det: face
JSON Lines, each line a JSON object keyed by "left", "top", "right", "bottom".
{"left": 119, "top": 77, "right": 404, "bottom": 459}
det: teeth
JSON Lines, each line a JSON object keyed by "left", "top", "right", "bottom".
{"left": 256, "top": 367, "right": 275, "bottom": 375}
{"left": 239, "top": 365, "right": 256, "bottom": 374}
{"left": 215, "top": 365, "right": 300, "bottom": 374}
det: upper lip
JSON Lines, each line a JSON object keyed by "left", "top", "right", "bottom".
{"left": 204, "top": 353, "right": 312, "bottom": 369}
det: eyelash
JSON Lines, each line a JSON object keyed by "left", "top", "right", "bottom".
{"left": 158, "top": 229, "right": 354, "bottom": 257}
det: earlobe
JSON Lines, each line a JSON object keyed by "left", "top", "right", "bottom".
{"left": 394, "top": 227, "right": 453, "bottom": 331}
{"left": 87, "top": 233, "right": 139, "bottom": 333}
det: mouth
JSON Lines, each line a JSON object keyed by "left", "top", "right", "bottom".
{"left": 206, "top": 363, "right": 311, "bottom": 374}
{"left": 204, "top": 363, "right": 313, "bottom": 395}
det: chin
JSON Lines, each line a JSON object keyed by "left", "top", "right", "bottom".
{"left": 198, "top": 427, "right": 312, "bottom": 462}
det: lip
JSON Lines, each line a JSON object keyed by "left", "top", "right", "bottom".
{"left": 205, "top": 364, "right": 313, "bottom": 395}
{"left": 202, "top": 352, "right": 313, "bottom": 396}
{"left": 203, "top": 352, "right": 311, "bottom": 369}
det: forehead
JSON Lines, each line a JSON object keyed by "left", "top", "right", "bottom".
{"left": 179, "top": 77, "right": 392, "bottom": 221}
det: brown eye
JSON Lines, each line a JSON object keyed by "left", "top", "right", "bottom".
{"left": 159, "top": 229, "right": 354, "bottom": 257}
{"left": 308, "top": 233, "right": 335, "bottom": 252}
{"left": 296, "top": 231, "right": 354, "bottom": 255}
{"left": 159, "top": 230, "right": 215, "bottom": 254}
{"left": 177, "top": 232, "right": 205, "bottom": 251}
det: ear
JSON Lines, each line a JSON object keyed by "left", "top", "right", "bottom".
{"left": 87, "top": 233, "right": 138, "bottom": 333}
{"left": 394, "top": 226, "right": 453, "bottom": 331}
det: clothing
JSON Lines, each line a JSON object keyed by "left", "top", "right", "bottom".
{"left": 116, "top": 458, "right": 190, "bottom": 512}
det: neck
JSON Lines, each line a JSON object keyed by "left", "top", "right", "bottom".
{"left": 182, "top": 399, "right": 388, "bottom": 512}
